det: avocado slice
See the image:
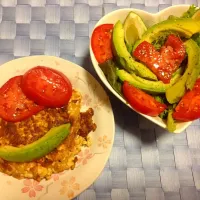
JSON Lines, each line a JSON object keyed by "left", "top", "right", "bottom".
{"left": 186, "top": 41, "right": 200, "bottom": 90}
{"left": 167, "top": 106, "right": 176, "bottom": 133}
{"left": 112, "top": 20, "right": 157, "bottom": 81}
{"left": 123, "top": 11, "right": 147, "bottom": 51}
{"left": 0, "top": 123, "right": 71, "bottom": 162}
{"left": 133, "top": 18, "right": 200, "bottom": 50}
{"left": 117, "top": 69, "right": 181, "bottom": 93}
{"left": 166, "top": 39, "right": 200, "bottom": 104}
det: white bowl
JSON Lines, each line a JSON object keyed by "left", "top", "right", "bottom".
{"left": 89, "top": 4, "right": 194, "bottom": 133}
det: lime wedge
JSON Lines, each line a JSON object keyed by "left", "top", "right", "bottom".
{"left": 123, "top": 11, "right": 147, "bottom": 48}
{"left": 192, "top": 10, "right": 200, "bottom": 20}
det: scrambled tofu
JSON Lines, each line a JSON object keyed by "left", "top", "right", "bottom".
{"left": 0, "top": 90, "right": 96, "bottom": 181}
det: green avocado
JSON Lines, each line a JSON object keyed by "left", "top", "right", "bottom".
{"left": 167, "top": 106, "right": 176, "bottom": 133}
{"left": 117, "top": 69, "right": 181, "bottom": 93}
{"left": 133, "top": 18, "right": 200, "bottom": 50}
{"left": 0, "top": 123, "right": 71, "bottom": 162}
{"left": 112, "top": 20, "right": 157, "bottom": 81}
{"left": 166, "top": 39, "right": 200, "bottom": 104}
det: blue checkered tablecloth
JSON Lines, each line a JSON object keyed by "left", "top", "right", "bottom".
{"left": 0, "top": 0, "right": 200, "bottom": 200}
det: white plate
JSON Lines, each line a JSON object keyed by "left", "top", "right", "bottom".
{"left": 0, "top": 56, "right": 115, "bottom": 200}
{"left": 89, "top": 4, "right": 194, "bottom": 133}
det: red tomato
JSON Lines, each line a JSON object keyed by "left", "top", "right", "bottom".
{"left": 160, "top": 34, "right": 185, "bottom": 71}
{"left": 122, "top": 81, "right": 167, "bottom": 116}
{"left": 0, "top": 76, "right": 44, "bottom": 122}
{"left": 21, "top": 66, "right": 72, "bottom": 108}
{"left": 173, "top": 79, "right": 200, "bottom": 121}
{"left": 133, "top": 34, "right": 185, "bottom": 83}
{"left": 91, "top": 24, "right": 113, "bottom": 64}
{"left": 133, "top": 41, "right": 172, "bottom": 83}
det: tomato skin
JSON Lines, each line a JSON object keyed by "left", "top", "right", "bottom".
{"left": 133, "top": 34, "right": 185, "bottom": 83}
{"left": 0, "top": 76, "right": 44, "bottom": 122}
{"left": 160, "top": 34, "right": 186, "bottom": 71}
{"left": 133, "top": 41, "right": 172, "bottom": 83}
{"left": 173, "top": 79, "right": 200, "bottom": 122}
{"left": 122, "top": 81, "right": 167, "bottom": 116}
{"left": 91, "top": 24, "right": 113, "bottom": 64}
{"left": 21, "top": 66, "right": 72, "bottom": 108}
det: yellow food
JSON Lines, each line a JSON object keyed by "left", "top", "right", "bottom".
{"left": 0, "top": 90, "right": 96, "bottom": 181}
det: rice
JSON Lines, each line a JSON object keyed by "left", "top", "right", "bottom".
{"left": 0, "top": 90, "right": 96, "bottom": 181}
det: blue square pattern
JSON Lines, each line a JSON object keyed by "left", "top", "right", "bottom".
{"left": 0, "top": 1, "right": 200, "bottom": 200}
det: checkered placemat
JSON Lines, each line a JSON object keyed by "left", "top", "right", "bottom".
{"left": 0, "top": 0, "right": 200, "bottom": 199}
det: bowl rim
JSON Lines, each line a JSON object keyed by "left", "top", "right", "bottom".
{"left": 89, "top": 4, "right": 195, "bottom": 133}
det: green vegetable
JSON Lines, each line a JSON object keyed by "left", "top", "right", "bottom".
{"left": 0, "top": 123, "right": 71, "bottom": 162}
{"left": 167, "top": 107, "right": 176, "bottom": 133}
{"left": 125, "top": 42, "right": 133, "bottom": 54}
{"left": 160, "top": 109, "right": 169, "bottom": 119}
{"left": 185, "top": 40, "right": 200, "bottom": 90}
{"left": 192, "top": 33, "right": 200, "bottom": 47}
{"left": 166, "top": 39, "right": 200, "bottom": 104}
{"left": 152, "top": 31, "right": 174, "bottom": 50}
{"left": 117, "top": 69, "right": 181, "bottom": 93}
{"left": 167, "top": 5, "right": 199, "bottom": 21}
{"left": 112, "top": 20, "right": 158, "bottom": 81}
{"left": 154, "top": 95, "right": 169, "bottom": 119}
{"left": 133, "top": 18, "right": 200, "bottom": 51}
{"left": 123, "top": 11, "right": 147, "bottom": 48}
{"left": 167, "top": 15, "right": 179, "bottom": 20}
{"left": 100, "top": 60, "right": 122, "bottom": 95}
{"left": 181, "top": 5, "right": 199, "bottom": 18}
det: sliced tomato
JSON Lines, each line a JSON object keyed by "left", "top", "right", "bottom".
{"left": 160, "top": 34, "right": 186, "bottom": 71}
{"left": 133, "top": 41, "right": 172, "bottom": 83}
{"left": 21, "top": 66, "right": 72, "bottom": 108}
{"left": 122, "top": 81, "right": 167, "bottom": 116}
{"left": 91, "top": 24, "right": 113, "bottom": 64}
{"left": 0, "top": 76, "right": 44, "bottom": 122}
{"left": 173, "top": 79, "right": 200, "bottom": 121}
{"left": 133, "top": 34, "right": 186, "bottom": 83}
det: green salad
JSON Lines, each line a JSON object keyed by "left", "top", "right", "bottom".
{"left": 91, "top": 5, "right": 200, "bottom": 132}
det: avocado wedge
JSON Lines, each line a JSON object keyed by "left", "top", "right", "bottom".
{"left": 117, "top": 69, "right": 181, "bottom": 93}
{"left": 166, "top": 39, "right": 200, "bottom": 104}
{"left": 0, "top": 123, "right": 71, "bottom": 162}
{"left": 112, "top": 20, "right": 157, "bottom": 81}
{"left": 133, "top": 18, "right": 200, "bottom": 50}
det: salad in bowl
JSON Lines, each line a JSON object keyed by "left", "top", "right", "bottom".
{"left": 90, "top": 5, "right": 200, "bottom": 133}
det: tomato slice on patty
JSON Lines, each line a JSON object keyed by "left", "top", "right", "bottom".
{"left": 91, "top": 24, "right": 114, "bottom": 64}
{"left": 0, "top": 76, "right": 44, "bottom": 122}
{"left": 21, "top": 66, "right": 73, "bottom": 108}
{"left": 122, "top": 81, "right": 167, "bottom": 116}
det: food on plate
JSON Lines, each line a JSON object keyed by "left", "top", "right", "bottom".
{"left": 122, "top": 81, "right": 167, "bottom": 116}
{"left": 0, "top": 124, "right": 71, "bottom": 162}
{"left": 165, "top": 39, "right": 200, "bottom": 104}
{"left": 91, "top": 5, "right": 200, "bottom": 132}
{"left": 112, "top": 20, "right": 157, "bottom": 80}
{"left": 133, "top": 34, "right": 186, "bottom": 83}
{"left": 91, "top": 24, "right": 113, "bottom": 64}
{"left": 0, "top": 66, "right": 96, "bottom": 181}
{"left": 0, "top": 76, "right": 44, "bottom": 122}
{"left": 123, "top": 11, "right": 147, "bottom": 52}
{"left": 173, "top": 78, "right": 200, "bottom": 121}
{"left": 21, "top": 66, "right": 72, "bottom": 108}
